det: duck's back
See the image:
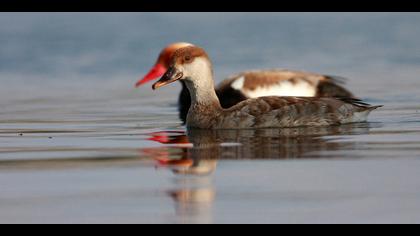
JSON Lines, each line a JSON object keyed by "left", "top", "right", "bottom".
{"left": 189, "top": 96, "right": 380, "bottom": 129}
{"left": 179, "top": 69, "right": 355, "bottom": 124}
{"left": 216, "top": 69, "right": 354, "bottom": 103}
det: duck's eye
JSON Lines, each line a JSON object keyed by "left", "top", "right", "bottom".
{"left": 184, "top": 55, "right": 192, "bottom": 62}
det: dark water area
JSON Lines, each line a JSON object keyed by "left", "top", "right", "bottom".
{"left": 1, "top": 13, "right": 420, "bottom": 223}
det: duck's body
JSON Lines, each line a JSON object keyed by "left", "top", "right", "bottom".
{"left": 179, "top": 70, "right": 353, "bottom": 123}
{"left": 152, "top": 46, "right": 381, "bottom": 130}
{"left": 187, "top": 96, "right": 380, "bottom": 129}
{"left": 136, "top": 42, "right": 354, "bottom": 123}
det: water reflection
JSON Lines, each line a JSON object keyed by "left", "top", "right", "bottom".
{"left": 167, "top": 177, "right": 215, "bottom": 224}
{"left": 144, "top": 123, "right": 376, "bottom": 223}
{"left": 146, "top": 123, "right": 375, "bottom": 163}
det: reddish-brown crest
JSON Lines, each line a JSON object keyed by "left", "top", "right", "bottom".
{"left": 170, "top": 46, "right": 211, "bottom": 66}
{"left": 156, "top": 42, "right": 194, "bottom": 67}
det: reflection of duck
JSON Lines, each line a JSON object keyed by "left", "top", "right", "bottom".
{"left": 152, "top": 46, "right": 381, "bottom": 129}
{"left": 171, "top": 160, "right": 217, "bottom": 176}
{"left": 136, "top": 42, "right": 355, "bottom": 124}
{"left": 148, "top": 131, "right": 189, "bottom": 144}
{"left": 169, "top": 188, "right": 215, "bottom": 204}
{"left": 146, "top": 131, "right": 217, "bottom": 175}
{"left": 143, "top": 123, "right": 374, "bottom": 167}
{"left": 154, "top": 151, "right": 217, "bottom": 176}
{"left": 186, "top": 124, "right": 374, "bottom": 160}
{"left": 168, "top": 182, "right": 215, "bottom": 223}
{"left": 142, "top": 124, "right": 375, "bottom": 223}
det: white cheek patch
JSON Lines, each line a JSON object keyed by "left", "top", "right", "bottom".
{"left": 183, "top": 58, "right": 211, "bottom": 79}
{"left": 242, "top": 80, "right": 317, "bottom": 98}
{"left": 181, "top": 58, "right": 215, "bottom": 92}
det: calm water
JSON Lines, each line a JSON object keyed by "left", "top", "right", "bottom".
{"left": 1, "top": 13, "right": 420, "bottom": 223}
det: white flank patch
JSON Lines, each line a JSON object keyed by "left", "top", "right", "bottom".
{"left": 243, "top": 80, "right": 317, "bottom": 98}
{"left": 230, "top": 76, "right": 245, "bottom": 90}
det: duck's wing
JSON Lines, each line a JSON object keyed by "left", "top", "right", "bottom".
{"left": 218, "top": 96, "right": 381, "bottom": 129}
{"left": 217, "top": 69, "right": 355, "bottom": 99}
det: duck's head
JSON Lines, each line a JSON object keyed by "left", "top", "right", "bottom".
{"left": 152, "top": 46, "right": 212, "bottom": 90}
{"left": 135, "top": 42, "right": 194, "bottom": 87}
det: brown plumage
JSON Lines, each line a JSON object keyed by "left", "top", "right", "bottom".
{"left": 152, "top": 46, "right": 382, "bottom": 129}
{"left": 136, "top": 42, "right": 355, "bottom": 124}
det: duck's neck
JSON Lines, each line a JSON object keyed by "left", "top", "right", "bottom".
{"left": 184, "top": 77, "right": 223, "bottom": 129}
{"left": 184, "top": 73, "right": 222, "bottom": 111}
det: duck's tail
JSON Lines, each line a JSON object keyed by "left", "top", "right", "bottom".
{"left": 336, "top": 97, "right": 383, "bottom": 123}
{"left": 337, "top": 97, "right": 383, "bottom": 111}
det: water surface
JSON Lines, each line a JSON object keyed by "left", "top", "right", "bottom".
{"left": 1, "top": 13, "right": 420, "bottom": 223}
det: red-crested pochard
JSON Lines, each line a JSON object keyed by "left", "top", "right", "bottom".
{"left": 136, "top": 42, "right": 354, "bottom": 123}
{"left": 152, "top": 46, "right": 382, "bottom": 129}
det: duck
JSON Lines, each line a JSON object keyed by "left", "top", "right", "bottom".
{"left": 151, "top": 46, "right": 382, "bottom": 129}
{"left": 136, "top": 42, "right": 355, "bottom": 124}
